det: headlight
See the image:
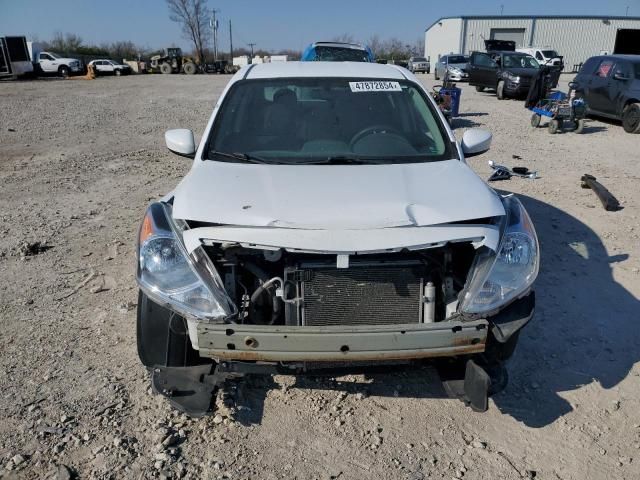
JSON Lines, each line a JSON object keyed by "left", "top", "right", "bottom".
{"left": 459, "top": 195, "right": 539, "bottom": 315}
{"left": 506, "top": 73, "right": 520, "bottom": 83}
{"left": 448, "top": 67, "right": 462, "bottom": 74}
{"left": 137, "top": 202, "right": 237, "bottom": 322}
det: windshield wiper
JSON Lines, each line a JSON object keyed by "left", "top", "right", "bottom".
{"left": 208, "top": 151, "right": 270, "bottom": 164}
{"left": 303, "top": 155, "right": 385, "bottom": 165}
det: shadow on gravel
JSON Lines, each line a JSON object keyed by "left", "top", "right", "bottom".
{"left": 229, "top": 195, "right": 639, "bottom": 428}
{"left": 451, "top": 118, "right": 482, "bottom": 129}
{"left": 491, "top": 194, "right": 639, "bottom": 427}
{"left": 457, "top": 112, "right": 490, "bottom": 118}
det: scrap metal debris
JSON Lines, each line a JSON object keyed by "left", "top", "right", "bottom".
{"left": 488, "top": 161, "right": 538, "bottom": 182}
{"left": 581, "top": 174, "right": 621, "bottom": 211}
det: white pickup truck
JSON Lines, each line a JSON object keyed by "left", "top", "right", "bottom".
{"left": 27, "top": 42, "right": 82, "bottom": 77}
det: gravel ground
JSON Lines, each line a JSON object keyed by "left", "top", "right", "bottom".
{"left": 0, "top": 72, "right": 639, "bottom": 480}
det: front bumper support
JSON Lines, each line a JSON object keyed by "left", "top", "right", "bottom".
{"left": 196, "top": 320, "right": 489, "bottom": 362}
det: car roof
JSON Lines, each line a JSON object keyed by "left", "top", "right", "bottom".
{"left": 311, "top": 41, "right": 367, "bottom": 51}
{"left": 244, "top": 61, "right": 407, "bottom": 80}
{"left": 598, "top": 54, "right": 640, "bottom": 62}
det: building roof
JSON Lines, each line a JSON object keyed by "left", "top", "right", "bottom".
{"left": 425, "top": 15, "right": 640, "bottom": 32}
{"left": 243, "top": 61, "right": 407, "bottom": 80}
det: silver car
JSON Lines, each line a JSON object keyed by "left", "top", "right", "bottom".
{"left": 408, "top": 56, "right": 430, "bottom": 74}
{"left": 435, "top": 54, "right": 470, "bottom": 81}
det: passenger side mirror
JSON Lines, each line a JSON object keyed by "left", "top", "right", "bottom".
{"left": 613, "top": 72, "right": 630, "bottom": 81}
{"left": 165, "top": 129, "right": 196, "bottom": 158}
{"left": 461, "top": 129, "right": 492, "bottom": 157}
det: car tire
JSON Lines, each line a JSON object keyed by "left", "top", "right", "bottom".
{"left": 574, "top": 118, "right": 585, "bottom": 134}
{"left": 548, "top": 119, "right": 561, "bottom": 134}
{"left": 160, "top": 63, "right": 173, "bottom": 74}
{"left": 622, "top": 102, "right": 640, "bottom": 133}
{"left": 183, "top": 62, "right": 197, "bottom": 75}
{"left": 475, "top": 85, "right": 485, "bottom": 93}
{"left": 496, "top": 80, "right": 505, "bottom": 100}
{"left": 434, "top": 70, "right": 439, "bottom": 80}
{"left": 115, "top": 69, "right": 122, "bottom": 76}
{"left": 58, "top": 65, "right": 70, "bottom": 78}
{"left": 530, "top": 113, "right": 541, "bottom": 128}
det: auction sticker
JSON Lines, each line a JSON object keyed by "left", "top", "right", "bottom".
{"left": 349, "top": 81, "right": 402, "bottom": 92}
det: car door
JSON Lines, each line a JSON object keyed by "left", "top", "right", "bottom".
{"left": 586, "top": 59, "right": 616, "bottom": 115}
{"left": 38, "top": 53, "right": 56, "bottom": 72}
{"left": 608, "top": 61, "right": 633, "bottom": 117}
{"left": 469, "top": 52, "right": 497, "bottom": 88}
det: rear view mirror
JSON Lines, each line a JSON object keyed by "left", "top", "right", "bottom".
{"left": 461, "top": 129, "right": 492, "bottom": 157}
{"left": 165, "top": 129, "right": 196, "bottom": 158}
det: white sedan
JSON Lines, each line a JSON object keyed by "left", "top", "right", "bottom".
{"left": 135, "top": 61, "right": 539, "bottom": 416}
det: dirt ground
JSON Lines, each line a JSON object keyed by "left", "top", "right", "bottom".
{"left": 0, "top": 72, "right": 639, "bottom": 480}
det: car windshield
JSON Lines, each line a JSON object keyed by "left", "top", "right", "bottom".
{"left": 502, "top": 54, "right": 540, "bottom": 69}
{"left": 413, "top": 57, "right": 427, "bottom": 62}
{"left": 541, "top": 50, "right": 558, "bottom": 58}
{"left": 447, "top": 56, "right": 468, "bottom": 64}
{"left": 312, "top": 46, "right": 370, "bottom": 62}
{"left": 206, "top": 77, "right": 452, "bottom": 164}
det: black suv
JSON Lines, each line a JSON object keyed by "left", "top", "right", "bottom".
{"left": 469, "top": 40, "right": 545, "bottom": 100}
{"left": 572, "top": 55, "right": 640, "bottom": 133}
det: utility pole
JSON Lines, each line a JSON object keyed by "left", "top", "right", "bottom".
{"left": 248, "top": 42, "right": 256, "bottom": 59}
{"left": 500, "top": 4, "right": 504, "bottom": 15}
{"left": 211, "top": 8, "right": 220, "bottom": 61}
{"left": 229, "top": 19, "right": 233, "bottom": 61}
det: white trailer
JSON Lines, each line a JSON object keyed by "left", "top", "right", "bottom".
{"left": 0, "top": 36, "right": 33, "bottom": 79}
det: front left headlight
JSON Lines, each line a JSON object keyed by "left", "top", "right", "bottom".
{"left": 137, "top": 202, "right": 237, "bottom": 322}
{"left": 459, "top": 195, "right": 539, "bottom": 315}
{"left": 448, "top": 67, "right": 461, "bottom": 74}
{"left": 506, "top": 73, "right": 521, "bottom": 83}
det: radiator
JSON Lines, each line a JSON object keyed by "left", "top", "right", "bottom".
{"left": 290, "top": 263, "right": 426, "bottom": 326}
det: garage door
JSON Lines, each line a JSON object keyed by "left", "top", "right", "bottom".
{"left": 490, "top": 28, "right": 526, "bottom": 47}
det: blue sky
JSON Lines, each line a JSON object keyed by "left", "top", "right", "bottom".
{"left": 0, "top": 0, "right": 637, "bottom": 52}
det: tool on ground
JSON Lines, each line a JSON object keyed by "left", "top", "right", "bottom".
{"left": 580, "top": 174, "right": 621, "bottom": 211}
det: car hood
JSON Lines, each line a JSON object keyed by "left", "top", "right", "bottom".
{"left": 172, "top": 159, "right": 505, "bottom": 229}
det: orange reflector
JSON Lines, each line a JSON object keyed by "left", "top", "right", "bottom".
{"left": 139, "top": 212, "right": 155, "bottom": 244}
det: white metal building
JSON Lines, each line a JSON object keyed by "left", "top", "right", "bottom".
{"left": 425, "top": 15, "right": 640, "bottom": 71}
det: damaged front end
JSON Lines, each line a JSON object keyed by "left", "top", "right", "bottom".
{"left": 136, "top": 195, "right": 538, "bottom": 415}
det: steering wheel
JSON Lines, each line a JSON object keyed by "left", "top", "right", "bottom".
{"left": 349, "top": 125, "right": 404, "bottom": 149}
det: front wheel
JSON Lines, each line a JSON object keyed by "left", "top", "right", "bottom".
{"left": 574, "top": 118, "right": 585, "bottom": 134}
{"left": 434, "top": 70, "right": 439, "bottom": 80}
{"left": 622, "top": 103, "right": 640, "bottom": 133}
{"left": 58, "top": 65, "right": 70, "bottom": 78}
{"left": 530, "top": 113, "right": 541, "bottom": 128}
{"left": 496, "top": 80, "right": 506, "bottom": 100}
{"left": 115, "top": 69, "right": 122, "bottom": 76}
{"left": 183, "top": 62, "right": 197, "bottom": 75}
{"left": 548, "top": 119, "right": 562, "bottom": 134}
{"left": 160, "top": 63, "right": 173, "bottom": 74}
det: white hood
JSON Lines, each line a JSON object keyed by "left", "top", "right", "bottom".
{"left": 172, "top": 159, "right": 504, "bottom": 229}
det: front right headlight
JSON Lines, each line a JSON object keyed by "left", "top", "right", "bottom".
{"left": 459, "top": 195, "right": 539, "bottom": 315}
{"left": 137, "top": 202, "right": 237, "bottom": 322}
{"left": 506, "top": 73, "right": 521, "bottom": 83}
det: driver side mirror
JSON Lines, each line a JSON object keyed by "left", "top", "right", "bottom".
{"left": 165, "top": 129, "right": 196, "bottom": 158}
{"left": 461, "top": 129, "right": 492, "bottom": 157}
